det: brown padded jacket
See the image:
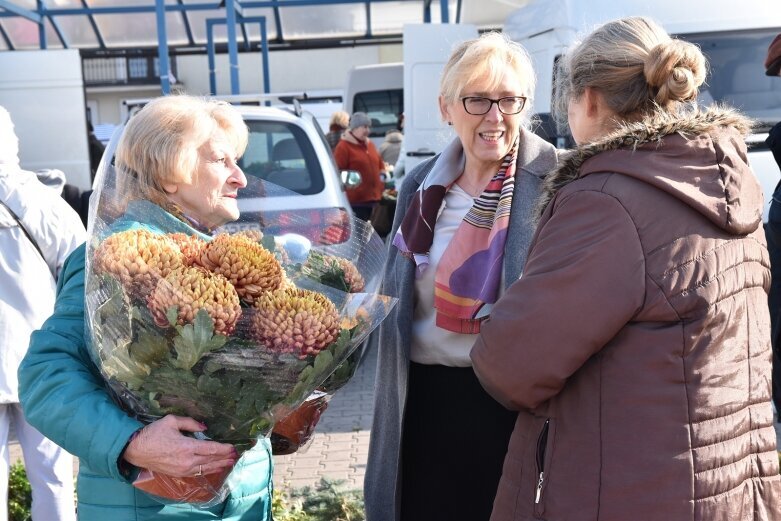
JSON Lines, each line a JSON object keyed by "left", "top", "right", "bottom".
{"left": 472, "top": 107, "right": 781, "bottom": 521}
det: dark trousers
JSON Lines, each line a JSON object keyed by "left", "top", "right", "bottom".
{"left": 400, "top": 362, "right": 517, "bottom": 521}
{"left": 351, "top": 204, "right": 373, "bottom": 222}
{"left": 767, "top": 123, "right": 781, "bottom": 415}
{"left": 767, "top": 186, "right": 781, "bottom": 414}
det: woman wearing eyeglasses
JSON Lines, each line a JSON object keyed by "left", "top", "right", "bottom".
{"left": 364, "top": 32, "right": 557, "bottom": 521}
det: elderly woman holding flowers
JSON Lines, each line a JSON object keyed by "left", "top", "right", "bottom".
{"left": 18, "top": 95, "right": 273, "bottom": 521}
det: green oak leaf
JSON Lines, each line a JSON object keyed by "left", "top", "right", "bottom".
{"left": 140, "top": 363, "right": 212, "bottom": 419}
{"left": 93, "top": 284, "right": 148, "bottom": 387}
{"left": 172, "top": 309, "right": 227, "bottom": 370}
{"left": 297, "top": 365, "right": 313, "bottom": 383}
{"left": 328, "top": 329, "right": 352, "bottom": 359}
{"left": 128, "top": 330, "right": 170, "bottom": 368}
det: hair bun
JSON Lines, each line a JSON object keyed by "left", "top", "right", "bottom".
{"left": 644, "top": 40, "right": 706, "bottom": 106}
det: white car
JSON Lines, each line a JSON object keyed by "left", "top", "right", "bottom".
{"left": 221, "top": 104, "right": 356, "bottom": 246}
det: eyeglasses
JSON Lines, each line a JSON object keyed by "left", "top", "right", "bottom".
{"left": 461, "top": 96, "right": 527, "bottom": 115}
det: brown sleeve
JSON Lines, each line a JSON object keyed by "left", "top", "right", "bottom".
{"left": 471, "top": 190, "right": 645, "bottom": 410}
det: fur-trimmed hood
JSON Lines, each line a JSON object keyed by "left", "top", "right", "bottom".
{"left": 539, "top": 106, "right": 761, "bottom": 234}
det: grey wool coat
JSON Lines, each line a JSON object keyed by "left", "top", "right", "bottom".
{"left": 363, "top": 128, "right": 558, "bottom": 521}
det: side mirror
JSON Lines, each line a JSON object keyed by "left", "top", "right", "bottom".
{"left": 340, "top": 170, "right": 362, "bottom": 189}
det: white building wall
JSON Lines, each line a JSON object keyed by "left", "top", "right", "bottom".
{"left": 175, "top": 44, "right": 402, "bottom": 95}
{"left": 87, "top": 86, "right": 164, "bottom": 125}
{"left": 84, "top": 44, "right": 402, "bottom": 127}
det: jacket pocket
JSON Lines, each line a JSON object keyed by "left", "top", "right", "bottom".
{"left": 533, "top": 417, "right": 555, "bottom": 518}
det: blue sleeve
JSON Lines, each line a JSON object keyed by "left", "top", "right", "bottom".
{"left": 18, "top": 244, "right": 143, "bottom": 481}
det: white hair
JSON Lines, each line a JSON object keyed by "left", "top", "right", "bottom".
{"left": 0, "top": 106, "right": 20, "bottom": 168}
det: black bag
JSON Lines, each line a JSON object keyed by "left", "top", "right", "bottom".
{"left": 370, "top": 199, "right": 394, "bottom": 238}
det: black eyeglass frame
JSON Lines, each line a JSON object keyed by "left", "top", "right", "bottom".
{"left": 460, "top": 96, "right": 528, "bottom": 115}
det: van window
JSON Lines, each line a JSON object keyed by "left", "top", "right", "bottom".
{"left": 352, "top": 89, "right": 403, "bottom": 138}
{"left": 239, "top": 120, "right": 325, "bottom": 196}
{"left": 682, "top": 29, "right": 781, "bottom": 127}
{"left": 534, "top": 54, "right": 575, "bottom": 149}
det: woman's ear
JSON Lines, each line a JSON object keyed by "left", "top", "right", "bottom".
{"left": 438, "top": 95, "right": 451, "bottom": 125}
{"left": 161, "top": 181, "right": 178, "bottom": 194}
{"left": 582, "top": 87, "right": 602, "bottom": 118}
{"left": 583, "top": 87, "right": 615, "bottom": 122}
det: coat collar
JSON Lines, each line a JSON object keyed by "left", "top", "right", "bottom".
{"left": 536, "top": 105, "right": 753, "bottom": 216}
{"left": 341, "top": 130, "right": 367, "bottom": 147}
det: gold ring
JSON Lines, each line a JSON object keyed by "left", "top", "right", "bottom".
{"left": 195, "top": 464, "right": 203, "bottom": 477}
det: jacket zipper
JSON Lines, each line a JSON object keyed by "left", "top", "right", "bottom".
{"left": 535, "top": 418, "right": 550, "bottom": 504}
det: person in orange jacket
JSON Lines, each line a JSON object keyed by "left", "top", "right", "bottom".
{"left": 333, "top": 111, "right": 385, "bottom": 221}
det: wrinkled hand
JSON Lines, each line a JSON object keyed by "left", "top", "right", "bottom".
{"left": 122, "top": 415, "right": 238, "bottom": 477}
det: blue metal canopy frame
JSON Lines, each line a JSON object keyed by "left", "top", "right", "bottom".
{"left": 0, "top": 0, "right": 462, "bottom": 94}
{"left": 207, "top": 14, "right": 270, "bottom": 95}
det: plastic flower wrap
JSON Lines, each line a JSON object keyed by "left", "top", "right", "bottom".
{"left": 84, "top": 124, "right": 395, "bottom": 506}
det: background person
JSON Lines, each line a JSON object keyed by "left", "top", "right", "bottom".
{"left": 364, "top": 33, "right": 557, "bottom": 521}
{"left": 333, "top": 111, "right": 385, "bottom": 221}
{"left": 87, "top": 120, "right": 106, "bottom": 180}
{"left": 325, "top": 110, "right": 349, "bottom": 151}
{"left": 18, "top": 96, "right": 274, "bottom": 520}
{"left": 0, "top": 106, "right": 82, "bottom": 521}
{"left": 379, "top": 114, "right": 404, "bottom": 167}
{"left": 379, "top": 128, "right": 403, "bottom": 168}
{"left": 471, "top": 17, "right": 781, "bottom": 521}
{"left": 391, "top": 112, "right": 407, "bottom": 181}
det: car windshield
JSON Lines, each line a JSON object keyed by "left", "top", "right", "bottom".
{"left": 239, "top": 120, "right": 324, "bottom": 196}
{"left": 682, "top": 29, "right": 781, "bottom": 129}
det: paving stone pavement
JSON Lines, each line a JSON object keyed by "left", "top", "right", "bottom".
{"left": 9, "top": 338, "right": 379, "bottom": 493}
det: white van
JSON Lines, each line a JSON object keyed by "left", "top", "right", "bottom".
{"left": 343, "top": 63, "right": 403, "bottom": 147}
{"left": 344, "top": 27, "right": 479, "bottom": 173}
{"left": 0, "top": 49, "right": 92, "bottom": 190}
{"left": 504, "top": 0, "right": 781, "bottom": 220}
{"left": 402, "top": 23, "right": 479, "bottom": 173}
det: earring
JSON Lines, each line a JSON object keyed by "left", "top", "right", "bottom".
{"left": 447, "top": 121, "right": 453, "bottom": 126}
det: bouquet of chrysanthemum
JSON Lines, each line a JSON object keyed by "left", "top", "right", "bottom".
{"left": 89, "top": 227, "right": 386, "bottom": 441}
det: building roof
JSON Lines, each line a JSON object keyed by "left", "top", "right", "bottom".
{"left": 0, "top": 0, "right": 526, "bottom": 54}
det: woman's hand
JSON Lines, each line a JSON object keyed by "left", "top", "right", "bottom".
{"left": 122, "top": 415, "right": 238, "bottom": 477}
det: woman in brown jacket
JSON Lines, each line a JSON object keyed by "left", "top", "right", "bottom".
{"left": 471, "top": 17, "right": 781, "bottom": 521}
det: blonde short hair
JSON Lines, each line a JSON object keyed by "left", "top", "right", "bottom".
{"left": 329, "top": 110, "right": 350, "bottom": 129}
{"left": 439, "top": 32, "right": 536, "bottom": 128}
{"left": 0, "top": 106, "right": 20, "bottom": 168}
{"left": 554, "top": 16, "right": 707, "bottom": 127}
{"left": 116, "top": 95, "right": 248, "bottom": 205}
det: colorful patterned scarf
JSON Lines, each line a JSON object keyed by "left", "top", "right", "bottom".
{"left": 393, "top": 136, "right": 518, "bottom": 333}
